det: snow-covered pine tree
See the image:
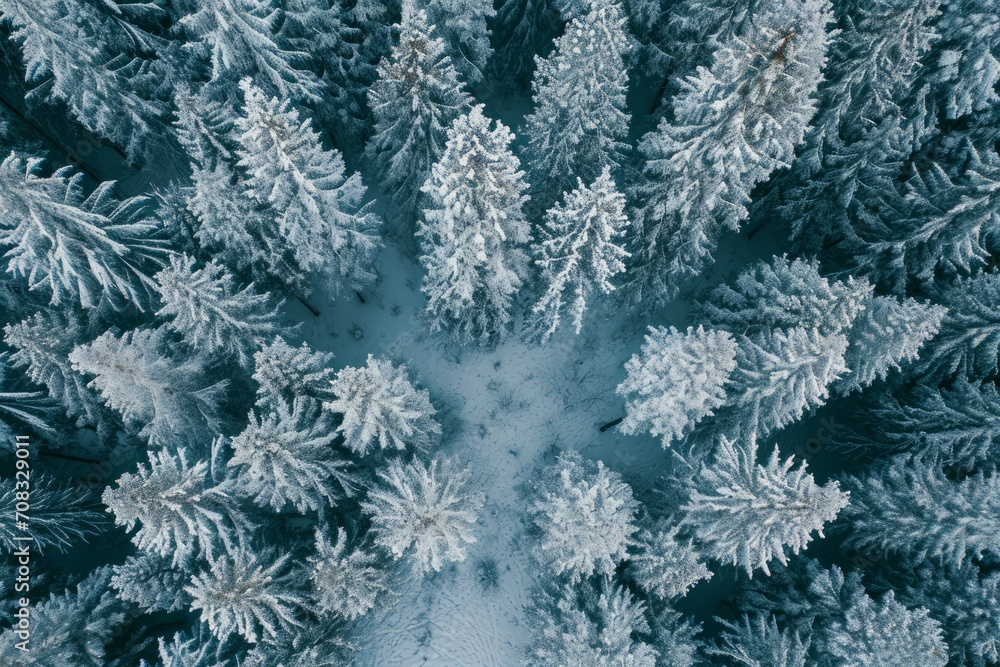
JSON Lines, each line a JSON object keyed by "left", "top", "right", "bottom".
{"left": 417, "top": 105, "right": 531, "bottom": 346}
{"left": 235, "top": 79, "right": 381, "bottom": 295}
{"left": 648, "top": 606, "right": 703, "bottom": 667}
{"left": 522, "top": 0, "right": 631, "bottom": 214}
{"left": 0, "top": 0, "right": 171, "bottom": 160}
{"left": 0, "top": 476, "right": 102, "bottom": 554}
{"left": 324, "top": 354, "right": 440, "bottom": 456}
{"left": 111, "top": 551, "right": 192, "bottom": 613}
{"left": 682, "top": 436, "right": 848, "bottom": 577}
{"left": 837, "top": 295, "right": 945, "bottom": 393}
{"left": 524, "top": 577, "right": 659, "bottom": 667}
{"left": 528, "top": 450, "right": 639, "bottom": 583}
{"left": 252, "top": 336, "right": 336, "bottom": 413}
{"left": 490, "top": 0, "right": 557, "bottom": 85}
{"left": 0, "top": 354, "right": 55, "bottom": 448}
{"left": 69, "top": 328, "right": 228, "bottom": 446}
{"left": 629, "top": 0, "right": 833, "bottom": 305}
{"left": 102, "top": 447, "right": 250, "bottom": 567}
{"left": 141, "top": 632, "right": 230, "bottom": 667}
{"left": 4, "top": 310, "right": 103, "bottom": 426}
{"left": 0, "top": 154, "right": 168, "bottom": 314}
{"left": 308, "top": 526, "right": 387, "bottom": 620}
{"left": 361, "top": 455, "right": 484, "bottom": 574}
{"left": 629, "top": 521, "right": 713, "bottom": 600}
{"left": 0, "top": 567, "right": 129, "bottom": 667}
{"left": 929, "top": 0, "right": 1000, "bottom": 121}
{"left": 527, "top": 167, "right": 630, "bottom": 342}
{"left": 186, "top": 547, "right": 308, "bottom": 644}
{"left": 364, "top": 9, "right": 472, "bottom": 227}
{"left": 843, "top": 455, "right": 1000, "bottom": 567}
{"left": 918, "top": 273, "right": 1000, "bottom": 380}
{"left": 155, "top": 254, "right": 287, "bottom": 366}
{"left": 706, "top": 615, "right": 809, "bottom": 667}
{"left": 424, "top": 0, "right": 495, "bottom": 87}
{"left": 617, "top": 325, "right": 738, "bottom": 448}
{"left": 179, "top": 0, "right": 322, "bottom": 103}
{"left": 228, "top": 400, "right": 357, "bottom": 513}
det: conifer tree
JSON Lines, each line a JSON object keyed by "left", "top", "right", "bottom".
{"left": 491, "top": 0, "right": 557, "bottom": 85}
{"left": 103, "top": 447, "right": 250, "bottom": 566}
{"left": 0, "top": 154, "right": 168, "bottom": 313}
{"left": 682, "top": 437, "right": 848, "bottom": 577}
{"left": 629, "top": 0, "right": 833, "bottom": 304}
{"left": 617, "top": 325, "right": 738, "bottom": 448}
{"left": 308, "top": 527, "right": 387, "bottom": 620}
{"left": 252, "top": 337, "right": 336, "bottom": 413}
{"left": 69, "top": 328, "right": 228, "bottom": 446}
{"left": 522, "top": 1, "right": 631, "bottom": 213}
{"left": 707, "top": 615, "right": 809, "bottom": 667}
{"left": 365, "top": 9, "right": 472, "bottom": 226}
{"left": 629, "top": 521, "right": 713, "bottom": 600}
{"left": 424, "top": 0, "right": 495, "bottom": 87}
{"left": 0, "top": 354, "right": 56, "bottom": 447}
{"left": 528, "top": 450, "right": 639, "bottom": 583}
{"left": 142, "top": 632, "right": 231, "bottom": 667}
{"left": 325, "top": 354, "right": 441, "bottom": 456}
{"left": 417, "top": 105, "right": 531, "bottom": 346}
{"left": 155, "top": 254, "right": 287, "bottom": 366}
{"left": 918, "top": 273, "right": 1000, "bottom": 380}
{"left": 0, "top": 476, "right": 103, "bottom": 554}
{"left": 929, "top": 0, "right": 1000, "bottom": 120}
{"left": 111, "top": 551, "right": 192, "bottom": 613}
{"left": 527, "top": 168, "right": 631, "bottom": 342}
{"left": 362, "top": 455, "right": 484, "bottom": 574}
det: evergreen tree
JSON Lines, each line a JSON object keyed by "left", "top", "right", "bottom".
{"left": 186, "top": 547, "right": 308, "bottom": 644}
{"left": 179, "top": 0, "right": 322, "bottom": 102}
{"left": 617, "top": 325, "right": 738, "bottom": 448}
{"left": 629, "top": 521, "right": 712, "bottom": 600}
{"left": 252, "top": 336, "right": 336, "bottom": 413}
{"left": 102, "top": 447, "right": 250, "bottom": 567}
{"left": 110, "top": 551, "right": 192, "bottom": 613}
{"left": 527, "top": 167, "right": 631, "bottom": 342}
{"left": 629, "top": 0, "right": 833, "bottom": 305}
{"left": 843, "top": 455, "right": 1000, "bottom": 567}
{"left": 0, "top": 476, "right": 102, "bottom": 554}
{"left": 142, "top": 632, "right": 231, "bottom": 667}
{"left": 69, "top": 328, "right": 228, "bottom": 446}
{"left": 361, "top": 455, "right": 484, "bottom": 574}
{"left": 918, "top": 273, "right": 1000, "bottom": 380}
{"left": 308, "top": 526, "right": 387, "bottom": 620}
{"left": 682, "top": 437, "right": 848, "bottom": 577}
{"left": 0, "top": 354, "right": 56, "bottom": 447}
{"left": 522, "top": 1, "right": 631, "bottom": 213}
{"left": 0, "top": 154, "right": 168, "bottom": 313}
{"left": 490, "top": 0, "right": 557, "bottom": 85}
{"left": 417, "top": 105, "right": 531, "bottom": 346}
{"left": 706, "top": 615, "right": 809, "bottom": 667}
{"left": 365, "top": 9, "right": 472, "bottom": 226}
{"left": 235, "top": 79, "right": 381, "bottom": 295}
{"left": 228, "top": 400, "right": 357, "bottom": 513}
{"left": 929, "top": 0, "right": 1000, "bottom": 120}
{"left": 424, "top": 0, "right": 495, "bottom": 87}
{"left": 155, "top": 254, "right": 287, "bottom": 366}
{"left": 324, "top": 354, "right": 441, "bottom": 456}
{"left": 528, "top": 450, "right": 639, "bottom": 583}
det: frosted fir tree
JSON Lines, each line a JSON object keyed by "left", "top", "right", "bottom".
{"left": 179, "top": 0, "right": 321, "bottom": 103}
{"left": 141, "top": 632, "right": 230, "bottom": 667}
{"left": 918, "top": 273, "right": 1000, "bottom": 380}
{"left": 361, "top": 455, "right": 484, "bottom": 574}
{"left": 418, "top": 105, "right": 532, "bottom": 346}
{"left": 706, "top": 615, "right": 809, "bottom": 667}
{"left": 186, "top": 547, "right": 309, "bottom": 644}
{"left": 424, "top": 0, "right": 495, "bottom": 87}
{"left": 521, "top": 1, "right": 631, "bottom": 213}
{"left": 682, "top": 437, "right": 848, "bottom": 577}
{"left": 324, "top": 354, "right": 441, "bottom": 456}
{"left": 0, "top": 355, "right": 55, "bottom": 448}
{"left": 364, "top": 9, "right": 472, "bottom": 225}
{"left": 308, "top": 526, "right": 388, "bottom": 620}
{"left": 837, "top": 295, "right": 945, "bottom": 393}
{"left": 252, "top": 337, "right": 336, "bottom": 413}
{"left": 528, "top": 450, "right": 639, "bottom": 583}
{"left": 0, "top": 567, "right": 129, "bottom": 667}
{"left": 843, "top": 455, "right": 1000, "bottom": 567}
{"left": 648, "top": 606, "right": 703, "bottom": 667}
{"left": 4, "top": 311, "right": 103, "bottom": 426}
{"left": 102, "top": 448, "right": 250, "bottom": 567}
{"left": 617, "top": 325, "right": 738, "bottom": 448}
{"left": 235, "top": 79, "right": 381, "bottom": 294}
{"left": 696, "top": 256, "right": 873, "bottom": 336}
{"left": 173, "top": 84, "right": 239, "bottom": 171}
{"left": 527, "top": 168, "right": 631, "bottom": 342}
{"left": 0, "top": 0, "right": 170, "bottom": 159}
{"left": 155, "top": 255, "right": 287, "bottom": 367}
{"left": 0, "top": 154, "right": 168, "bottom": 313}
{"left": 629, "top": 0, "right": 833, "bottom": 305}
{"left": 69, "top": 328, "right": 228, "bottom": 446}
{"left": 827, "top": 589, "right": 948, "bottom": 667}
{"left": 929, "top": 0, "right": 1000, "bottom": 120}
{"left": 111, "top": 551, "right": 192, "bottom": 613}
{"left": 730, "top": 328, "right": 849, "bottom": 437}
{"left": 228, "top": 400, "right": 357, "bottom": 513}
{"left": 0, "top": 476, "right": 102, "bottom": 554}
{"left": 629, "top": 521, "right": 712, "bottom": 600}
{"left": 240, "top": 625, "right": 352, "bottom": 667}
{"left": 491, "top": 0, "right": 557, "bottom": 84}
{"left": 524, "top": 578, "right": 659, "bottom": 667}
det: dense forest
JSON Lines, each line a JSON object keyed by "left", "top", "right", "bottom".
{"left": 0, "top": 0, "right": 997, "bottom": 664}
